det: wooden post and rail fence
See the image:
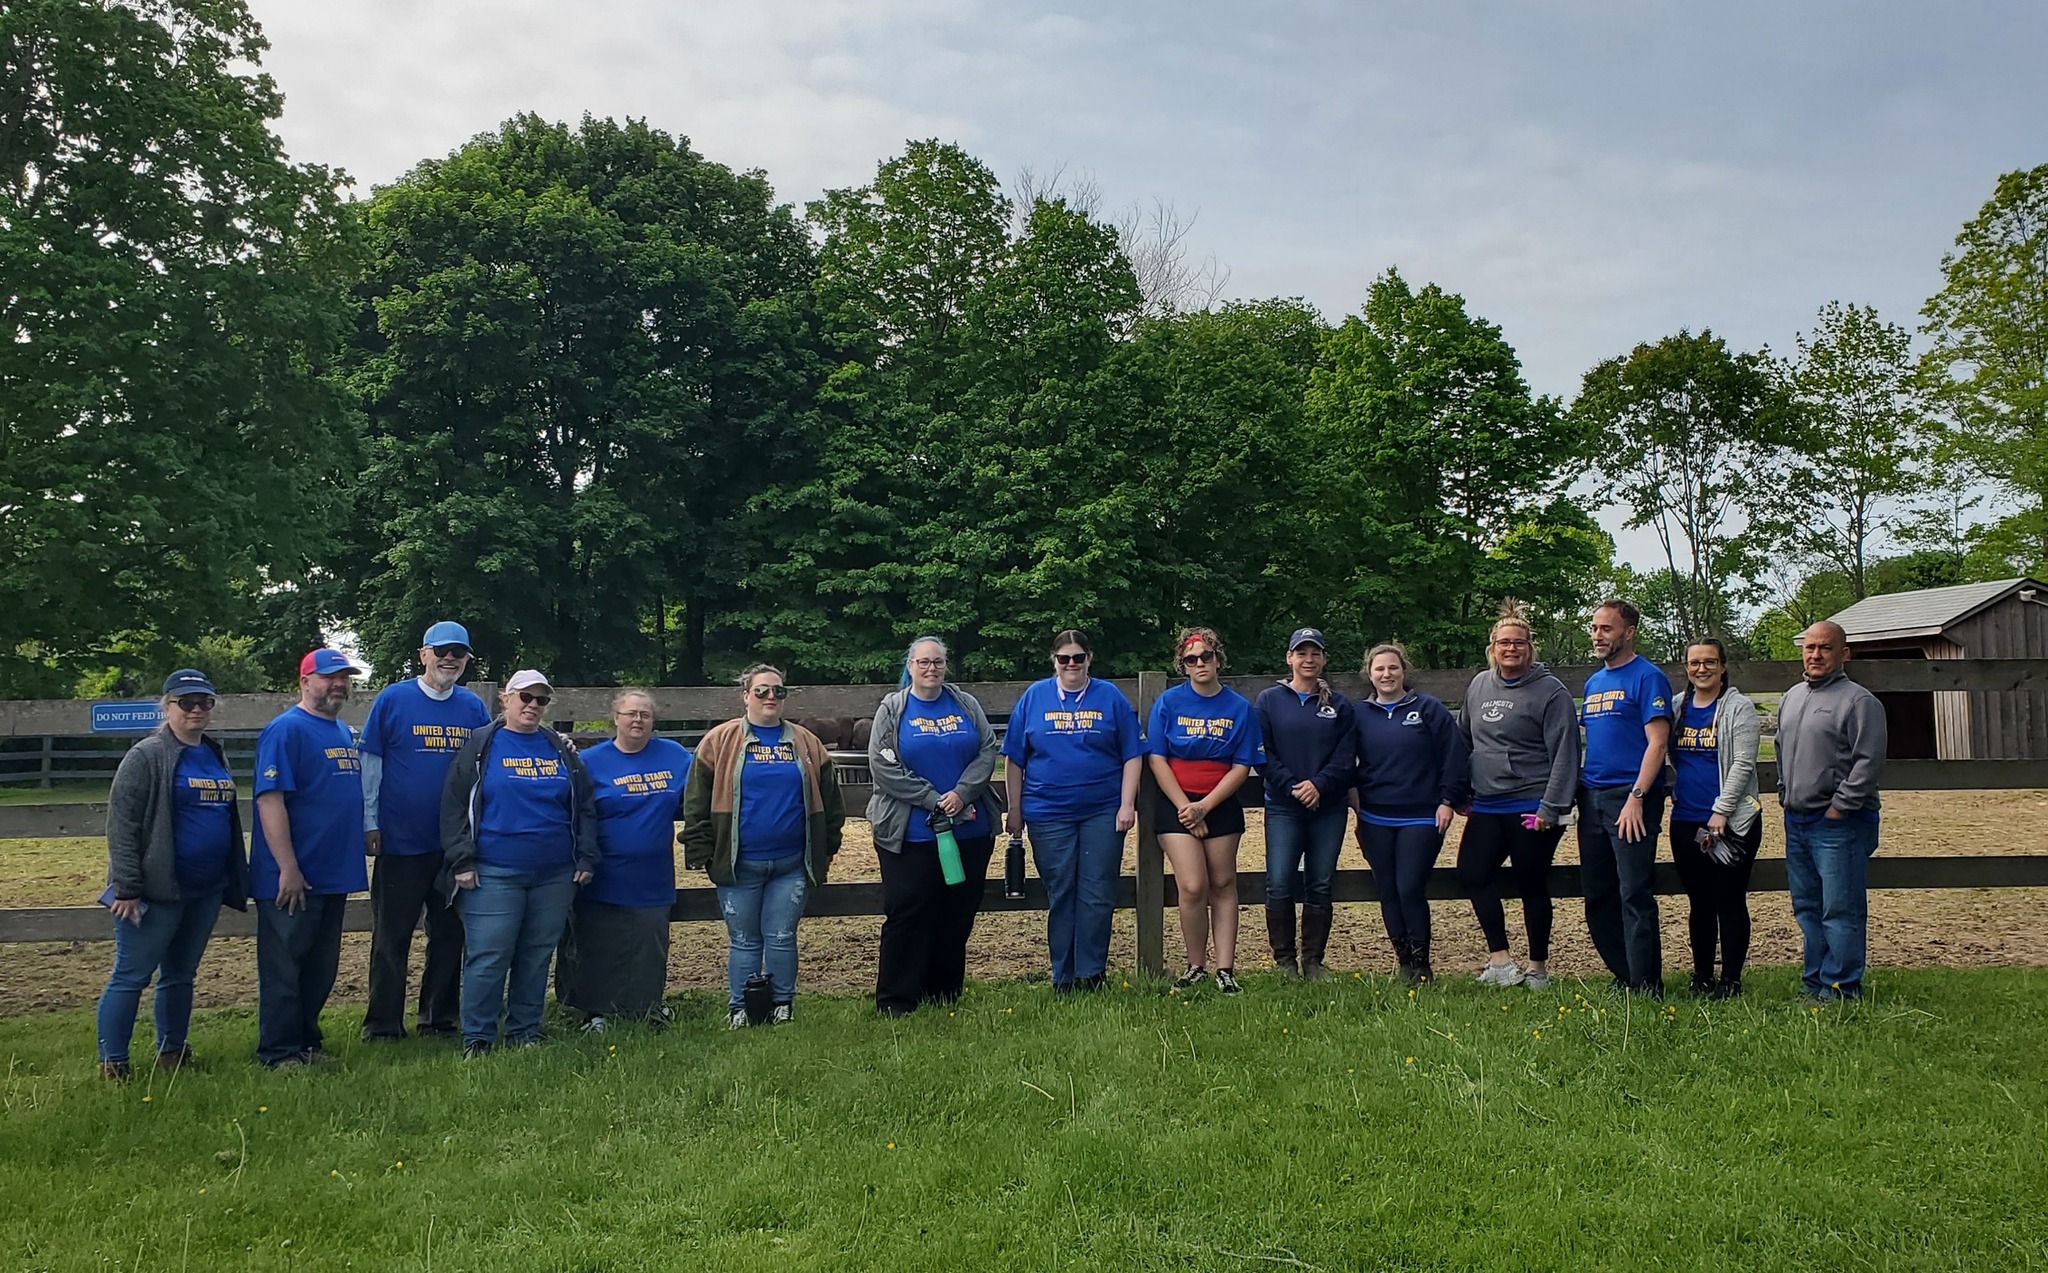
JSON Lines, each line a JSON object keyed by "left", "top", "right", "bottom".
{"left": 4, "top": 660, "right": 2047, "bottom": 977}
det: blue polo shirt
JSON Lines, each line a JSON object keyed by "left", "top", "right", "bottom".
{"left": 171, "top": 744, "right": 237, "bottom": 892}
{"left": 361, "top": 679, "right": 491, "bottom": 856}
{"left": 250, "top": 706, "right": 368, "bottom": 899}
{"left": 739, "top": 724, "right": 808, "bottom": 860}
{"left": 476, "top": 727, "right": 575, "bottom": 870}
{"left": 1580, "top": 656, "right": 1674, "bottom": 790}
{"left": 1001, "top": 677, "right": 1144, "bottom": 823}
{"left": 896, "top": 689, "right": 986, "bottom": 841}
{"left": 583, "top": 738, "right": 691, "bottom": 907}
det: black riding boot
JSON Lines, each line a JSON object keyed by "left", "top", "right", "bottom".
{"left": 1267, "top": 902, "right": 1299, "bottom": 976}
{"left": 1301, "top": 904, "right": 1334, "bottom": 981}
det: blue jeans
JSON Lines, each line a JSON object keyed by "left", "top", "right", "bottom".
{"left": 456, "top": 863, "right": 577, "bottom": 1046}
{"left": 1784, "top": 815, "right": 1880, "bottom": 998}
{"left": 717, "top": 853, "right": 808, "bottom": 1009}
{"left": 1029, "top": 812, "right": 1123, "bottom": 986}
{"left": 1264, "top": 804, "right": 1348, "bottom": 906}
{"left": 95, "top": 896, "right": 222, "bottom": 1062}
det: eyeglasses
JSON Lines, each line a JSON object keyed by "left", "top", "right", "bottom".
{"left": 1053, "top": 652, "right": 1089, "bottom": 666}
{"left": 750, "top": 684, "right": 790, "bottom": 700}
{"left": 517, "top": 691, "right": 552, "bottom": 707}
{"left": 1180, "top": 650, "right": 1217, "bottom": 666}
{"left": 617, "top": 709, "right": 654, "bottom": 721}
{"left": 1493, "top": 639, "right": 1531, "bottom": 649}
{"left": 910, "top": 658, "right": 947, "bottom": 670}
{"left": 175, "top": 695, "right": 216, "bottom": 712}
{"left": 431, "top": 645, "right": 471, "bottom": 660}
{"left": 1685, "top": 660, "right": 1722, "bottom": 669}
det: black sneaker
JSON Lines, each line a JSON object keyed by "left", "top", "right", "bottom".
{"left": 462, "top": 1040, "right": 492, "bottom": 1059}
{"left": 1214, "top": 969, "right": 1242, "bottom": 995}
{"left": 1173, "top": 966, "right": 1209, "bottom": 990}
{"left": 1690, "top": 973, "right": 1716, "bottom": 996}
{"left": 1712, "top": 978, "right": 1742, "bottom": 1000}
{"left": 1078, "top": 973, "right": 1108, "bottom": 992}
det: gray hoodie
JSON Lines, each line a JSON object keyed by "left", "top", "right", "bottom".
{"left": 1459, "top": 664, "right": 1580, "bottom": 824}
{"left": 1776, "top": 669, "right": 1886, "bottom": 816}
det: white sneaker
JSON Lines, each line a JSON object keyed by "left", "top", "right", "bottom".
{"left": 1476, "top": 961, "right": 1526, "bottom": 988}
{"left": 580, "top": 1015, "right": 607, "bottom": 1034}
{"left": 770, "top": 1004, "right": 793, "bottom": 1026}
{"left": 726, "top": 1008, "right": 748, "bottom": 1031}
{"left": 1524, "top": 969, "right": 1552, "bottom": 991}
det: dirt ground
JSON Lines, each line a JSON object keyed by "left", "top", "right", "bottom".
{"left": 5, "top": 789, "right": 2044, "bottom": 1016}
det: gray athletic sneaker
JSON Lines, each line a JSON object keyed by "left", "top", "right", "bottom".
{"left": 1476, "top": 961, "right": 1526, "bottom": 988}
{"left": 726, "top": 1008, "right": 748, "bottom": 1031}
{"left": 1523, "top": 969, "right": 1552, "bottom": 991}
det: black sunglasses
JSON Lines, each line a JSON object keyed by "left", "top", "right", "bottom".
{"left": 750, "top": 684, "right": 790, "bottom": 700}
{"left": 1054, "top": 652, "right": 1089, "bottom": 666}
{"left": 175, "top": 695, "right": 217, "bottom": 712}
{"left": 1180, "top": 650, "right": 1217, "bottom": 666}
{"left": 431, "top": 644, "right": 471, "bottom": 660}
{"left": 517, "top": 691, "right": 552, "bottom": 707}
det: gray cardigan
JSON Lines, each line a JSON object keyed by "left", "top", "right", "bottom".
{"left": 105, "top": 725, "right": 249, "bottom": 908}
{"left": 866, "top": 686, "right": 1002, "bottom": 853}
{"left": 1678, "top": 685, "right": 1763, "bottom": 835}
{"left": 437, "top": 719, "right": 600, "bottom": 897}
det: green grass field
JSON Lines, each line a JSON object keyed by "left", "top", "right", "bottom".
{"left": 5, "top": 968, "right": 2045, "bottom": 1272}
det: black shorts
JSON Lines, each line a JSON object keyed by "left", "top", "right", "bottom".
{"left": 1153, "top": 791, "right": 1247, "bottom": 838}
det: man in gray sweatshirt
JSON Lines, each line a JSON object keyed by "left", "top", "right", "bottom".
{"left": 1776, "top": 620, "right": 1887, "bottom": 1001}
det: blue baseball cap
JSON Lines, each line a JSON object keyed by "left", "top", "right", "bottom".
{"left": 1287, "top": 627, "right": 1327, "bottom": 651}
{"left": 422, "top": 621, "right": 472, "bottom": 650}
{"left": 299, "top": 648, "right": 366, "bottom": 677}
{"left": 161, "top": 669, "right": 217, "bottom": 697}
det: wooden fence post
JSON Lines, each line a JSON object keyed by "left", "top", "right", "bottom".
{"left": 39, "top": 735, "right": 52, "bottom": 789}
{"left": 1134, "top": 670, "right": 1167, "bottom": 979}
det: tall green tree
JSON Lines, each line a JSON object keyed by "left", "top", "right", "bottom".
{"left": 1305, "top": 271, "right": 1591, "bottom": 665}
{"left": 1573, "top": 330, "right": 1790, "bottom": 644}
{"left": 0, "top": 0, "right": 360, "bottom": 694}
{"left": 1919, "top": 163, "right": 2048, "bottom": 575}
{"left": 346, "top": 114, "right": 823, "bottom": 683}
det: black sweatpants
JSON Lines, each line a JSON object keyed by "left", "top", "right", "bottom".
{"left": 875, "top": 837, "right": 994, "bottom": 1014}
{"left": 1457, "top": 811, "right": 1566, "bottom": 962}
{"left": 1670, "top": 816, "right": 1762, "bottom": 983}
{"left": 1358, "top": 821, "right": 1442, "bottom": 950}
{"left": 364, "top": 851, "right": 464, "bottom": 1038}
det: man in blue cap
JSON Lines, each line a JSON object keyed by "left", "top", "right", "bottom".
{"left": 359, "top": 622, "right": 491, "bottom": 1040}
{"left": 251, "top": 647, "right": 368, "bottom": 1067}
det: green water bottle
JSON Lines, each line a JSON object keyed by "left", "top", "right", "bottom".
{"left": 930, "top": 811, "right": 966, "bottom": 886}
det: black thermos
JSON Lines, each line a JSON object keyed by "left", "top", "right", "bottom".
{"left": 1004, "top": 834, "right": 1028, "bottom": 900}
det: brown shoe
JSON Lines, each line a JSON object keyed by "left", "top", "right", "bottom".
{"left": 156, "top": 1045, "right": 197, "bottom": 1071}
{"left": 99, "top": 1059, "right": 131, "bottom": 1082}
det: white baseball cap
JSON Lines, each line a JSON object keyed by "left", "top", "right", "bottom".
{"left": 504, "top": 669, "right": 552, "bottom": 693}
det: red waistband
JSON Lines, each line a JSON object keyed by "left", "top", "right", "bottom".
{"left": 1168, "top": 757, "right": 1232, "bottom": 796}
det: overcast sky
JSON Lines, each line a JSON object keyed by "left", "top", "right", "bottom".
{"left": 245, "top": 1, "right": 2046, "bottom": 567}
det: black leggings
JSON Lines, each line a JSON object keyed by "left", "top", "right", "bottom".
{"left": 1457, "top": 811, "right": 1565, "bottom": 962}
{"left": 1670, "top": 817, "right": 1761, "bottom": 982}
{"left": 1358, "top": 821, "right": 1442, "bottom": 949}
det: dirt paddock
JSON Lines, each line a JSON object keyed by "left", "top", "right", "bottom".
{"left": 4, "top": 789, "right": 2044, "bottom": 1016}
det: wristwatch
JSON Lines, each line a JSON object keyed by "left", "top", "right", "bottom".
{"left": 1628, "top": 786, "right": 1645, "bottom": 799}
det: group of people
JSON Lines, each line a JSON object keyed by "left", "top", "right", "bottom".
{"left": 93, "top": 602, "right": 1888, "bottom": 1078}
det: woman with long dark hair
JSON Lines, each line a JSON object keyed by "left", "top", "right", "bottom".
{"left": 1669, "top": 637, "right": 1763, "bottom": 998}
{"left": 1147, "top": 627, "right": 1262, "bottom": 993}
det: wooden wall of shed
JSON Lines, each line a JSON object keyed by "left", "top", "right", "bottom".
{"left": 1926, "top": 636, "right": 1974, "bottom": 760}
{"left": 1946, "top": 596, "right": 2048, "bottom": 759}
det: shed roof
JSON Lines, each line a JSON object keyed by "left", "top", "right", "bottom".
{"left": 1826, "top": 578, "right": 2040, "bottom": 643}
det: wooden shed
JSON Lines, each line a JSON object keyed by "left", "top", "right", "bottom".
{"left": 1827, "top": 577, "right": 2048, "bottom": 760}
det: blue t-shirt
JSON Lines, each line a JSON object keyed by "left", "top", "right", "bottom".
{"left": 1580, "top": 656, "right": 1674, "bottom": 790}
{"left": 1000, "top": 678, "right": 1144, "bottom": 823}
{"left": 476, "top": 727, "right": 575, "bottom": 870}
{"left": 1145, "top": 683, "right": 1264, "bottom": 766}
{"left": 895, "top": 689, "right": 986, "bottom": 841}
{"left": 250, "top": 707, "right": 368, "bottom": 899}
{"left": 738, "top": 724, "right": 808, "bottom": 861}
{"left": 1671, "top": 695, "right": 1722, "bottom": 822}
{"left": 1470, "top": 796, "right": 1541, "bottom": 816}
{"left": 582, "top": 738, "right": 691, "bottom": 907}
{"left": 362, "top": 679, "right": 491, "bottom": 856}
{"left": 171, "top": 743, "right": 237, "bottom": 893}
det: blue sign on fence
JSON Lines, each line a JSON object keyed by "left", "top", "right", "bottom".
{"left": 90, "top": 701, "right": 162, "bottom": 734}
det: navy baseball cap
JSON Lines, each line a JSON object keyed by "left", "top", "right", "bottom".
{"left": 299, "top": 648, "right": 366, "bottom": 677}
{"left": 161, "top": 669, "right": 217, "bottom": 697}
{"left": 1287, "top": 628, "right": 1327, "bottom": 651}
{"left": 422, "top": 621, "right": 472, "bottom": 650}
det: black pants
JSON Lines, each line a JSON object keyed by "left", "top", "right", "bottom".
{"left": 365, "top": 851, "right": 463, "bottom": 1037}
{"left": 1358, "top": 822, "right": 1441, "bottom": 949}
{"left": 1458, "top": 811, "right": 1566, "bottom": 962}
{"left": 255, "top": 894, "right": 347, "bottom": 1066}
{"left": 1579, "top": 785, "right": 1667, "bottom": 991}
{"left": 875, "top": 836, "right": 993, "bottom": 1014}
{"left": 1670, "top": 816, "right": 1762, "bottom": 983}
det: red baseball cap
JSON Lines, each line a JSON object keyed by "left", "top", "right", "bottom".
{"left": 299, "top": 648, "right": 366, "bottom": 677}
